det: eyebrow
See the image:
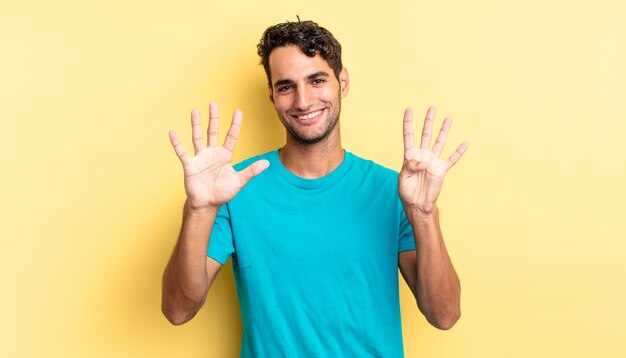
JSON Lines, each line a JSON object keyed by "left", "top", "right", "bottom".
{"left": 273, "top": 78, "right": 295, "bottom": 88}
{"left": 273, "top": 71, "right": 330, "bottom": 88}
{"left": 306, "top": 71, "right": 330, "bottom": 80}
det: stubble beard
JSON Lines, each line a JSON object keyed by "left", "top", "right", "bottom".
{"left": 280, "top": 97, "right": 342, "bottom": 145}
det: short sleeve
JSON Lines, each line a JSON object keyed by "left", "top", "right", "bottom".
{"left": 398, "top": 204, "right": 416, "bottom": 252}
{"left": 207, "top": 204, "right": 235, "bottom": 264}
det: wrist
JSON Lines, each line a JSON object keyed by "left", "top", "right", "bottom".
{"left": 404, "top": 204, "right": 439, "bottom": 223}
{"left": 184, "top": 200, "right": 220, "bottom": 216}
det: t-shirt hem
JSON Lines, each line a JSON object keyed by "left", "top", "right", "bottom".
{"left": 207, "top": 252, "right": 228, "bottom": 265}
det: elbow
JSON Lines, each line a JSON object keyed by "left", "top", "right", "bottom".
{"left": 429, "top": 309, "right": 461, "bottom": 330}
{"left": 161, "top": 291, "right": 204, "bottom": 326}
{"left": 161, "top": 280, "right": 207, "bottom": 325}
{"left": 162, "top": 303, "right": 196, "bottom": 326}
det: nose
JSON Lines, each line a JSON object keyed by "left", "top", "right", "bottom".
{"left": 294, "top": 87, "right": 312, "bottom": 111}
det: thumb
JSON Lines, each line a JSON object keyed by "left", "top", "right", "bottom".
{"left": 238, "top": 159, "right": 270, "bottom": 186}
{"left": 402, "top": 159, "right": 428, "bottom": 175}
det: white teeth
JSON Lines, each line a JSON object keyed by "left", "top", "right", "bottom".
{"left": 297, "top": 110, "right": 321, "bottom": 120}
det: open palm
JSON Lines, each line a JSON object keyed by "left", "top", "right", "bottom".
{"left": 398, "top": 107, "right": 468, "bottom": 215}
{"left": 169, "top": 103, "right": 269, "bottom": 209}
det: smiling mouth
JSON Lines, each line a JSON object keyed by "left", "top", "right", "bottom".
{"left": 295, "top": 110, "right": 322, "bottom": 120}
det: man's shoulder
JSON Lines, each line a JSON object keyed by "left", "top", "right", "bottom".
{"left": 347, "top": 150, "right": 399, "bottom": 178}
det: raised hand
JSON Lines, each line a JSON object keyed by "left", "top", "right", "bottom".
{"left": 398, "top": 107, "right": 468, "bottom": 215}
{"left": 169, "top": 102, "right": 269, "bottom": 210}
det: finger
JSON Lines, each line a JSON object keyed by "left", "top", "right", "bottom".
{"left": 403, "top": 108, "right": 414, "bottom": 151}
{"left": 223, "top": 109, "right": 242, "bottom": 152}
{"left": 442, "top": 141, "right": 469, "bottom": 172}
{"left": 169, "top": 130, "right": 192, "bottom": 166}
{"left": 420, "top": 106, "right": 436, "bottom": 150}
{"left": 432, "top": 117, "right": 452, "bottom": 157}
{"left": 207, "top": 102, "right": 219, "bottom": 147}
{"left": 191, "top": 109, "right": 204, "bottom": 155}
{"left": 238, "top": 159, "right": 270, "bottom": 187}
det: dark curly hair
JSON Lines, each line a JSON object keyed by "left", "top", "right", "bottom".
{"left": 257, "top": 20, "right": 343, "bottom": 86}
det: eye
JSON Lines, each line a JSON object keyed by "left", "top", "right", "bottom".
{"left": 277, "top": 85, "right": 293, "bottom": 93}
{"left": 312, "top": 78, "right": 326, "bottom": 85}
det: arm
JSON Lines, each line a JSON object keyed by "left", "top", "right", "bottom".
{"left": 398, "top": 107, "right": 468, "bottom": 330}
{"left": 161, "top": 203, "right": 221, "bottom": 325}
{"left": 161, "top": 103, "right": 269, "bottom": 325}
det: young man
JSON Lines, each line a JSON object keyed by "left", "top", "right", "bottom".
{"left": 162, "top": 20, "right": 468, "bottom": 357}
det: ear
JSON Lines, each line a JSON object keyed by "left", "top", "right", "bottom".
{"left": 339, "top": 67, "right": 350, "bottom": 99}
{"left": 268, "top": 84, "right": 275, "bottom": 104}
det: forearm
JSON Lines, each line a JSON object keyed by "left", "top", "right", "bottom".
{"left": 161, "top": 201, "right": 219, "bottom": 324}
{"left": 407, "top": 206, "right": 461, "bottom": 330}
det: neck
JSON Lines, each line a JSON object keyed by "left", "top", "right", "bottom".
{"left": 279, "top": 126, "right": 344, "bottom": 179}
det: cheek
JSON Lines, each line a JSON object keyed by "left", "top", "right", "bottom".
{"left": 325, "top": 85, "right": 342, "bottom": 99}
{"left": 316, "top": 88, "right": 336, "bottom": 102}
{"left": 273, "top": 96, "right": 291, "bottom": 110}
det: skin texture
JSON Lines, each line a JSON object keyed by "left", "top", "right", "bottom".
{"left": 397, "top": 107, "right": 468, "bottom": 329}
{"left": 162, "top": 45, "right": 467, "bottom": 330}
{"left": 269, "top": 45, "right": 344, "bottom": 145}
{"left": 162, "top": 104, "right": 268, "bottom": 324}
{"left": 268, "top": 45, "right": 349, "bottom": 178}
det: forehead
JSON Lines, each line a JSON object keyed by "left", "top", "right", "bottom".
{"left": 268, "top": 45, "right": 333, "bottom": 84}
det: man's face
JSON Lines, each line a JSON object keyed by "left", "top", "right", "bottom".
{"left": 268, "top": 45, "right": 349, "bottom": 144}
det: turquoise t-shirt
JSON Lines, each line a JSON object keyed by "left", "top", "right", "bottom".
{"left": 208, "top": 149, "right": 416, "bottom": 357}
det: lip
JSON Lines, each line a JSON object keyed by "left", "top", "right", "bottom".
{"left": 289, "top": 108, "right": 325, "bottom": 125}
{"left": 290, "top": 109, "right": 324, "bottom": 124}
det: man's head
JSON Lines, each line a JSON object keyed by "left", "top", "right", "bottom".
{"left": 257, "top": 20, "right": 343, "bottom": 86}
{"left": 257, "top": 20, "right": 349, "bottom": 145}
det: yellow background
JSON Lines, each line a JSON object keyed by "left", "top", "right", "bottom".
{"left": 2, "top": 0, "right": 625, "bottom": 356}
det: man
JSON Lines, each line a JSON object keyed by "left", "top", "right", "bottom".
{"left": 162, "top": 20, "right": 468, "bottom": 357}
